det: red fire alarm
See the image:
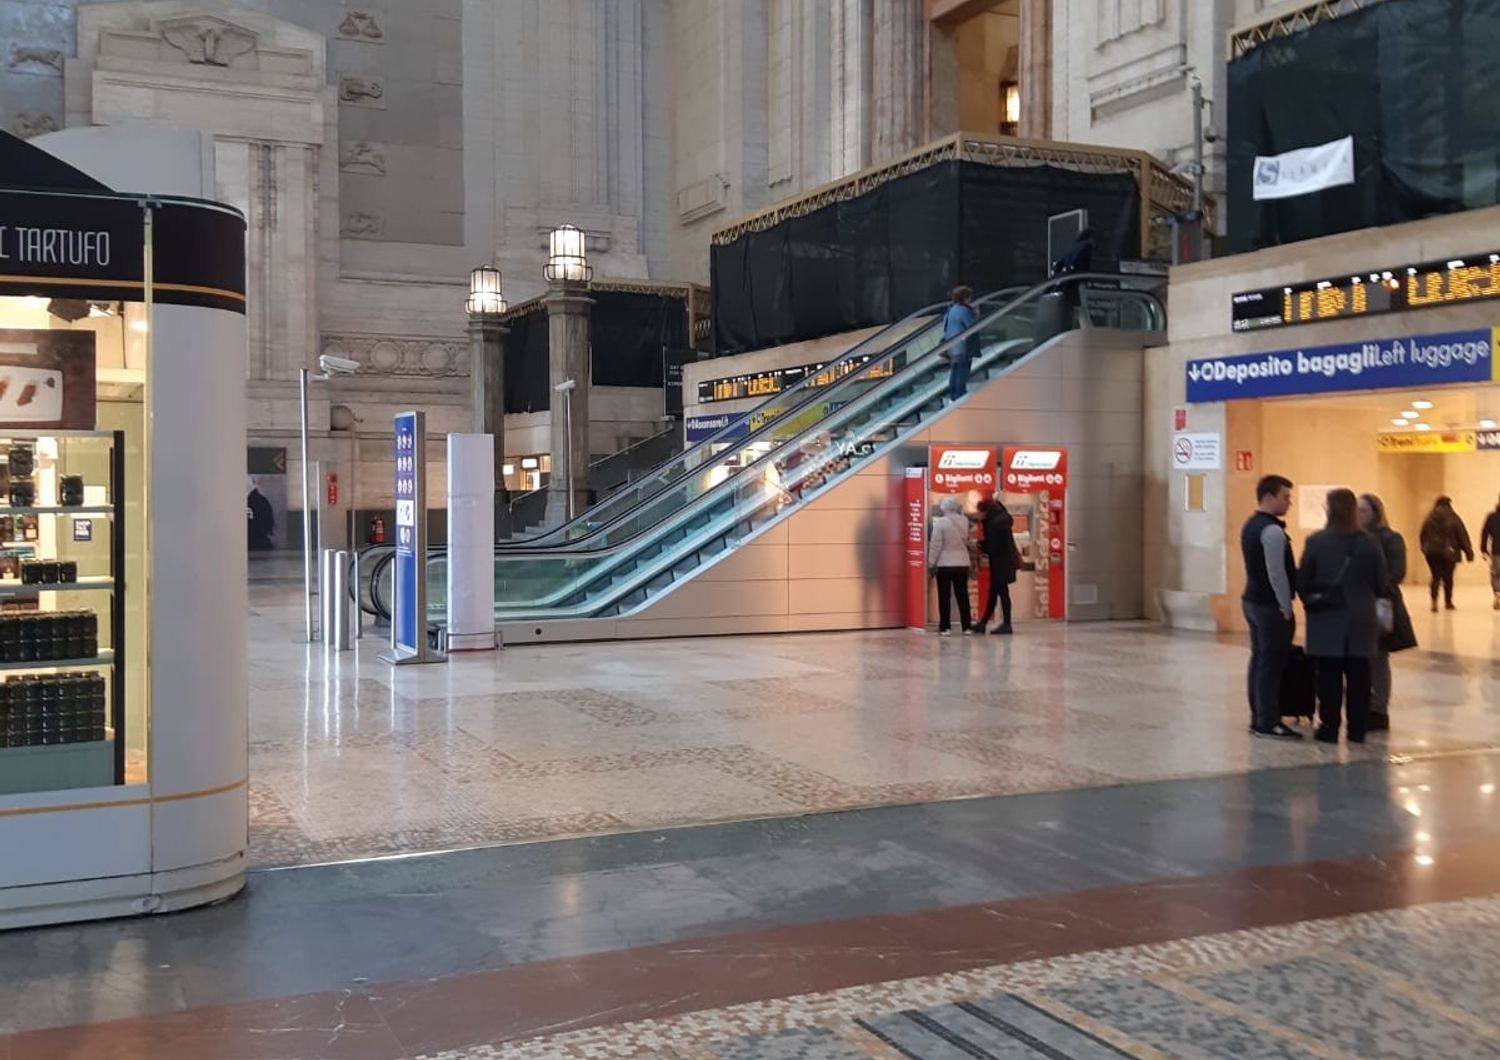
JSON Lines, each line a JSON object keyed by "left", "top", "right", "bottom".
{"left": 326, "top": 472, "right": 338, "bottom": 506}
{"left": 1235, "top": 450, "right": 1254, "bottom": 473}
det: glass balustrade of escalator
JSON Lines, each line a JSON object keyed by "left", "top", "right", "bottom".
{"left": 457, "top": 277, "right": 1160, "bottom": 619}
{"left": 501, "top": 286, "right": 1028, "bottom": 551}
{"left": 363, "top": 277, "right": 1163, "bottom": 625}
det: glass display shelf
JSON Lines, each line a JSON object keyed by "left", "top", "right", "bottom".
{"left": 0, "top": 507, "right": 116, "bottom": 517}
{"left": 0, "top": 577, "right": 114, "bottom": 597}
{"left": 0, "top": 650, "right": 113, "bottom": 673}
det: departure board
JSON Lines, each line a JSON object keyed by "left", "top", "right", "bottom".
{"left": 1231, "top": 253, "right": 1500, "bottom": 332}
{"left": 697, "top": 352, "right": 894, "bottom": 403}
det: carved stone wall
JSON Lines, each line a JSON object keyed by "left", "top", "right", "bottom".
{"left": 0, "top": 4, "right": 73, "bottom": 140}
{"left": 319, "top": 333, "right": 468, "bottom": 379}
{"left": 1052, "top": 0, "right": 1234, "bottom": 220}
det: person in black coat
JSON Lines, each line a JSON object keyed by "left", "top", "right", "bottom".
{"left": 1358, "top": 493, "right": 1417, "bottom": 732}
{"left": 1297, "top": 488, "right": 1391, "bottom": 744}
{"left": 975, "top": 495, "right": 1018, "bottom": 635}
{"left": 1479, "top": 493, "right": 1500, "bottom": 611}
{"left": 1418, "top": 495, "right": 1473, "bottom": 611}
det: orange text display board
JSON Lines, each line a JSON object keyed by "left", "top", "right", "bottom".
{"left": 903, "top": 467, "right": 928, "bottom": 629}
{"left": 1002, "top": 447, "right": 1068, "bottom": 620}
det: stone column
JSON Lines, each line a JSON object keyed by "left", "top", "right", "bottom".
{"left": 1017, "top": 0, "right": 1053, "bottom": 140}
{"left": 872, "top": 0, "right": 924, "bottom": 162}
{"left": 468, "top": 315, "right": 508, "bottom": 499}
{"left": 543, "top": 283, "right": 593, "bottom": 526}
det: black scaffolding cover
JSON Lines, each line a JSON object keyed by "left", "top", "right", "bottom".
{"left": 710, "top": 159, "right": 1141, "bottom": 355}
{"left": 1227, "top": 0, "right": 1500, "bottom": 253}
{"left": 502, "top": 289, "right": 691, "bottom": 413}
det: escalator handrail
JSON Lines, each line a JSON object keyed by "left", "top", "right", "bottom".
{"left": 495, "top": 289, "right": 1019, "bottom": 551}
{"left": 486, "top": 274, "right": 1160, "bottom": 568}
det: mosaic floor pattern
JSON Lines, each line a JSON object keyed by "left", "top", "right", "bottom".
{"left": 248, "top": 589, "right": 1500, "bottom": 867}
{"left": 417, "top": 892, "right": 1500, "bottom": 1059}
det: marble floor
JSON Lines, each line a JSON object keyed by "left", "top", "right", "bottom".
{"left": 464, "top": 892, "right": 1500, "bottom": 1060}
{"left": 4, "top": 747, "right": 1497, "bottom": 1058}
{"left": 247, "top": 587, "right": 1500, "bottom": 868}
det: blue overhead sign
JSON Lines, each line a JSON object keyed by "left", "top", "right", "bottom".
{"left": 685, "top": 413, "right": 749, "bottom": 444}
{"left": 1185, "top": 328, "right": 1499, "bottom": 403}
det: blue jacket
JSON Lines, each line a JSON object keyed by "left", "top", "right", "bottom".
{"left": 942, "top": 302, "right": 978, "bottom": 359}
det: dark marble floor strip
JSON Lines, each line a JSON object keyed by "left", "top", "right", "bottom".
{"left": 5, "top": 834, "right": 1500, "bottom": 1060}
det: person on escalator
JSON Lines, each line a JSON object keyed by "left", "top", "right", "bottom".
{"left": 1049, "top": 226, "right": 1095, "bottom": 328}
{"left": 941, "top": 286, "right": 979, "bottom": 402}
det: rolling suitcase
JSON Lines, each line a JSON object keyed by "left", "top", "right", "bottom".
{"left": 1279, "top": 645, "right": 1317, "bottom": 724}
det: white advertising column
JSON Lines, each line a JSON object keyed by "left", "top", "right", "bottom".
{"left": 446, "top": 434, "right": 497, "bottom": 651}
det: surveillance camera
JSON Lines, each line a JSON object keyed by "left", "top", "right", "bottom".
{"left": 553, "top": 379, "right": 577, "bottom": 393}
{"left": 318, "top": 354, "right": 361, "bottom": 376}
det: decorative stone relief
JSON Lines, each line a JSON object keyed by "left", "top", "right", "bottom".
{"left": 676, "top": 173, "right": 730, "bottom": 223}
{"left": 338, "top": 75, "right": 385, "bottom": 108}
{"left": 321, "top": 335, "right": 468, "bottom": 378}
{"left": 339, "top": 141, "right": 387, "bottom": 175}
{"left": 13, "top": 113, "right": 59, "bottom": 139}
{"left": 7, "top": 46, "right": 65, "bottom": 76}
{"left": 159, "top": 16, "right": 259, "bottom": 67}
{"left": 337, "top": 11, "right": 385, "bottom": 42}
{"left": 340, "top": 210, "right": 384, "bottom": 238}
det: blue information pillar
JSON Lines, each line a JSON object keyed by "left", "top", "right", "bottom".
{"left": 381, "top": 411, "right": 443, "bottom": 664}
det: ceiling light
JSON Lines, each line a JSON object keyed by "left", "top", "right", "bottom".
{"left": 1482, "top": 783, "right": 1496, "bottom": 795}
{"left": 1412, "top": 400, "right": 1433, "bottom": 410}
{"left": 1392, "top": 418, "right": 1409, "bottom": 427}
{"left": 1415, "top": 423, "right": 1432, "bottom": 432}
{"left": 1401, "top": 409, "right": 1418, "bottom": 418}
{"left": 1481, "top": 419, "right": 1497, "bottom": 430}
{"left": 1415, "top": 854, "right": 1434, "bottom": 866}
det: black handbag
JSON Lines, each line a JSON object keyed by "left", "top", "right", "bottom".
{"left": 1304, "top": 539, "right": 1356, "bottom": 613}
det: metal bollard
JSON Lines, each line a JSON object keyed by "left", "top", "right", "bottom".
{"left": 331, "top": 549, "right": 352, "bottom": 651}
{"left": 319, "top": 548, "right": 340, "bottom": 649}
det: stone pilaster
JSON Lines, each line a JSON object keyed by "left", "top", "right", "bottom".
{"left": 871, "top": 0, "right": 923, "bottom": 162}
{"left": 543, "top": 284, "right": 593, "bottom": 525}
{"left": 1018, "top": 0, "right": 1053, "bottom": 140}
{"left": 468, "top": 316, "right": 507, "bottom": 495}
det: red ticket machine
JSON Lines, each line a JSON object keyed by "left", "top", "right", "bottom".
{"left": 1001, "top": 447, "right": 1069, "bottom": 620}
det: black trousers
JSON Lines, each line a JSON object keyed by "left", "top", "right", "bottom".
{"left": 1244, "top": 601, "right": 1294, "bottom": 731}
{"left": 1314, "top": 655, "right": 1372, "bottom": 739}
{"left": 979, "top": 576, "right": 1012, "bottom": 628}
{"left": 1426, "top": 554, "right": 1456, "bottom": 606}
{"left": 935, "top": 568, "right": 972, "bottom": 632}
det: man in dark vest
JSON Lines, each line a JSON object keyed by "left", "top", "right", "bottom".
{"left": 1242, "top": 474, "right": 1302, "bottom": 739}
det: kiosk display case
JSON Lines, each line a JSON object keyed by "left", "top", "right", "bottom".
{"left": 0, "top": 128, "right": 248, "bottom": 929}
{"left": 0, "top": 430, "right": 125, "bottom": 796}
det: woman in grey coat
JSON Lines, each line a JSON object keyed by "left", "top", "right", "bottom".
{"left": 1358, "top": 493, "right": 1418, "bottom": 732}
{"left": 1296, "top": 488, "right": 1391, "bottom": 744}
{"left": 928, "top": 496, "right": 975, "bottom": 635}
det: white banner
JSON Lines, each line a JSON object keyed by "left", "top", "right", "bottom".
{"left": 1252, "top": 136, "right": 1354, "bottom": 201}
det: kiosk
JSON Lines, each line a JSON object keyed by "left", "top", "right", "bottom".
{"left": 0, "top": 130, "right": 248, "bottom": 928}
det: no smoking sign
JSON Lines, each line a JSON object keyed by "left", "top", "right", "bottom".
{"left": 1171, "top": 432, "right": 1222, "bottom": 471}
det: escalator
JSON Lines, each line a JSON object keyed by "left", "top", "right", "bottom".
{"left": 366, "top": 274, "right": 1163, "bottom": 631}
{"left": 496, "top": 284, "right": 1025, "bottom": 549}
{"left": 358, "top": 284, "right": 1026, "bottom": 615}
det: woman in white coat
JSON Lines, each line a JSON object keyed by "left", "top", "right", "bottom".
{"left": 928, "top": 496, "right": 975, "bottom": 635}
